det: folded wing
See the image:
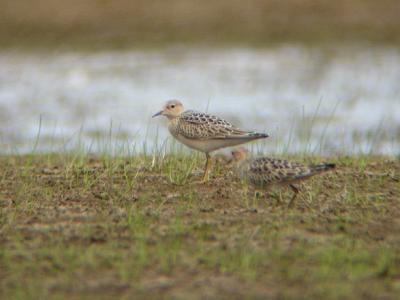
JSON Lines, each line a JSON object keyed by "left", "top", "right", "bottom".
{"left": 178, "top": 110, "right": 267, "bottom": 140}
{"left": 248, "top": 157, "right": 311, "bottom": 184}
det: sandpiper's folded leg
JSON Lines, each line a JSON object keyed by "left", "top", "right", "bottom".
{"left": 288, "top": 184, "right": 299, "bottom": 208}
{"left": 201, "top": 153, "right": 212, "bottom": 182}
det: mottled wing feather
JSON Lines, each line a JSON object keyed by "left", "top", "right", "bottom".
{"left": 177, "top": 110, "right": 251, "bottom": 139}
{"left": 247, "top": 157, "right": 311, "bottom": 186}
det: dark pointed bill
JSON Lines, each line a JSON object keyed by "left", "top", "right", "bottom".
{"left": 152, "top": 110, "right": 163, "bottom": 118}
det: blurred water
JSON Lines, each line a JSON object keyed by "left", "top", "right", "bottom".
{"left": 0, "top": 46, "right": 399, "bottom": 155}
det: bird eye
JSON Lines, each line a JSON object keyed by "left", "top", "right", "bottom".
{"left": 171, "top": 105, "right": 175, "bottom": 108}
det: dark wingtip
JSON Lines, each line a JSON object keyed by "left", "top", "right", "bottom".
{"left": 311, "top": 163, "right": 336, "bottom": 173}
{"left": 251, "top": 132, "right": 269, "bottom": 138}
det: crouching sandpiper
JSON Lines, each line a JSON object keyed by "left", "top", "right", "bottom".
{"left": 153, "top": 100, "right": 269, "bottom": 181}
{"left": 231, "top": 148, "right": 336, "bottom": 207}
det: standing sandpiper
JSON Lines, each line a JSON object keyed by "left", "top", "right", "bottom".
{"left": 231, "top": 148, "right": 335, "bottom": 207}
{"left": 153, "top": 100, "right": 269, "bottom": 181}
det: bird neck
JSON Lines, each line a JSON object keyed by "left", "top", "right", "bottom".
{"left": 167, "top": 117, "right": 180, "bottom": 136}
{"left": 165, "top": 115, "right": 176, "bottom": 121}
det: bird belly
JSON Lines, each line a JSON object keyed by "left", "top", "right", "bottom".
{"left": 172, "top": 134, "right": 230, "bottom": 153}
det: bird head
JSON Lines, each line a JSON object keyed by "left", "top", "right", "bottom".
{"left": 152, "top": 100, "right": 184, "bottom": 119}
{"left": 231, "top": 147, "right": 249, "bottom": 163}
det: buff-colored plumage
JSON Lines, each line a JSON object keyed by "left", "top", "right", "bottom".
{"left": 232, "top": 148, "right": 335, "bottom": 206}
{"left": 168, "top": 110, "right": 268, "bottom": 152}
{"left": 240, "top": 157, "right": 316, "bottom": 186}
{"left": 153, "top": 100, "right": 269, "bottom": 181}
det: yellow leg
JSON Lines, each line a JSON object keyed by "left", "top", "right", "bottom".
{"left": 201, "top": 153, "right": 211, "bottom": 182}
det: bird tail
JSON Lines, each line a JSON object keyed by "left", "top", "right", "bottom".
{"left": 310, "top": 163, "right": 336, "bottom": 174}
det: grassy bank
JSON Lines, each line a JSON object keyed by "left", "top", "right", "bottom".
{"left": 1, "top": 0, "right": 400, "bottom": 49}
{"left": 0, "top": 153, "right": 399, "bottom": 299}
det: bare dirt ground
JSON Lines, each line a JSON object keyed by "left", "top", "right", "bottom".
{"left": 0, "top": 154, "right": 399, "bottom": 299}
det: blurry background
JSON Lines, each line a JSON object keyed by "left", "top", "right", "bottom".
{"left": 0, "top": 0, "right": 399, "bottom": 155}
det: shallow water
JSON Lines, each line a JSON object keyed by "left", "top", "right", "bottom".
{"left": 0, "top": 45, "right": 399, "bottom": 155}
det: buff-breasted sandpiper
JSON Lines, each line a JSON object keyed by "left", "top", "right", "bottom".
{"left": 231, "top": 148, "right": 336, "bottom": 206}
{"left": 152, "top": 100, "right": 269, "bottom": 181}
